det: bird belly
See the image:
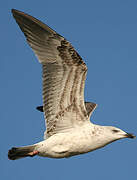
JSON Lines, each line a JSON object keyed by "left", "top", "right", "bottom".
{"left": 37, "top": 125, "right": 103, "bottom": 158}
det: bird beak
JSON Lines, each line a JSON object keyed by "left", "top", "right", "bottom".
{"left": 125, "top": 133, "right": 136, "bottom": 139}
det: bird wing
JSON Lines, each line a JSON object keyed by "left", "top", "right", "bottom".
{"left": 84, "top": 102, "right": 97, "bottom": 117}
{"left": 36, "top": 101, "right": 97, "bottom": 117}
{"left": 12, "top": 9, "right": 90, "bottom": 139}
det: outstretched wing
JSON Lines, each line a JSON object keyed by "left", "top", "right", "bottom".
{"left": 12, "top": 9, "right": 89, "bottom": 138}
{"left": 84, "top": 102, "right": 97, "bottom": 117}
{"left": 36, "top": 101, "right": 97, "bottom": 117}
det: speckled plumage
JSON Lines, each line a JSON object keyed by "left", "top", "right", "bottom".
{"left": 8, "top": 9, "right": 135, "bottom": 160}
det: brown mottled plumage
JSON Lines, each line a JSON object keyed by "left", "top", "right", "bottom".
{"left": 8, "top": 9, "right": 135, "bottom": 161}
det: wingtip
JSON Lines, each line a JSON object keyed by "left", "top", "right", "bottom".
{"left": 11, "top": 9, "right": 26, "bottom": 17}
{"left": 11, "top": 9, "right": 20, "bottom": 18}
{"left": 11, "top": 9, "right": 18, "bottom": 14}
{"left": 36, "top": 106, "right": 44, "bottom": 112}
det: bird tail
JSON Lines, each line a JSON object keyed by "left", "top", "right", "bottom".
{"left": 8, "top": 144, "right": 38, "bottom": 160}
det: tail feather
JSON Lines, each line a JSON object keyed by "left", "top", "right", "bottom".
{"left": 8, "top": 145, "right": 37, "bottom": 160}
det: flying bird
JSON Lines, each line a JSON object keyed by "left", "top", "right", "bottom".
{"left": 8, "top": 9, "right": 135, "bottom": 160}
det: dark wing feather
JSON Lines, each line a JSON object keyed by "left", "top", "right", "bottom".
{"left": 12, "top": 9, "right": 89, "bottom": 138}
{"left": 36, "top": 101, "right": 97, "bottom": 117}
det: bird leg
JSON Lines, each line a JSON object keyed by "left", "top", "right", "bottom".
{"left": 27, "top": 150, "right": 39, "bottom": 157}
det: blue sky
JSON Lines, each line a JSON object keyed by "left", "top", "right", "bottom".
{"left": 1, "top": 0, "right": 137, "bottom": 179}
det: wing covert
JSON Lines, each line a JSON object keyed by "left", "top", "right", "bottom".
{"left": 12, "top": 9, "right": 89, "bottom": 139}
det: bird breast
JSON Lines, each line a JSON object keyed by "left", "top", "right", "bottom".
{"left": 37, "top": 123, "right": 101, "bottom": 158}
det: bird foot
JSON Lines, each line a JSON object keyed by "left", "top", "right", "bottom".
{"left": 28, "top": 150, "right": 39, "bottom": 157}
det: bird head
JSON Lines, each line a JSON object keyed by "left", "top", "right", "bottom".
{"left": 104, "top": 126, "right": 136, "bottom": 142}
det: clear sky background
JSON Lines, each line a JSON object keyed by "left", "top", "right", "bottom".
{"left": 1, "top": 0, "right": 137, "bottom": 179}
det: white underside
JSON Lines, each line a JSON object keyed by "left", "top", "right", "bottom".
{"left": 35, "top": 122, "right": 109, "bottom": 158}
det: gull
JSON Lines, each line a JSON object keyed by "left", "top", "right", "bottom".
{"left": 8, "top": 9, "right": 135, "bottom": 160}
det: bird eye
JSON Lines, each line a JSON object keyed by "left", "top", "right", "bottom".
{"left": 112, "top": 129, "right": 120, "bottom": 133}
